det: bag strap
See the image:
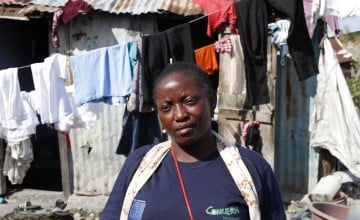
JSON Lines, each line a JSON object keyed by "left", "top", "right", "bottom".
{"left": 120, "top": 140, "right": 171, "bottom": 219}
{"left": 120, "top": 132, "right": 261, "bottom": 220}
{"left": 212, "top": 131, "right": 260, "bottom": 220}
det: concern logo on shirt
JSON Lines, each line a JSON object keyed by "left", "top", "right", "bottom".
{"left": 205, "top": 205, "right": 240, "bottom": 217}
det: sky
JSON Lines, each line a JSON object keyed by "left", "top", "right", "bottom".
{"left": 339, "top": 16, "right": 360, "bottom": 33}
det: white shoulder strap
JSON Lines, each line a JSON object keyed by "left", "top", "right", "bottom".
{"left": 212, "top": 131, "right": 261, "bottom": 220}
{"left": 120, "top": 132, "right": 261, "bottom": 220}
{"left": 120, "top": 141, "right": 171, "bottom": 219}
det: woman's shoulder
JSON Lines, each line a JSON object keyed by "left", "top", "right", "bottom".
{"left": 236, "top": 145, "right": 272, "bottom": 172}
{"left": 123, "top": 141, "right": 170, "bottom": 168}
{"left": 237, "top": 145, "right": 263, "bottom": 159}
{"left": 125, "top": 144, "right": 155, "bottom": 163}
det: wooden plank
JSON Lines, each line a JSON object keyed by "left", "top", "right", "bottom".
{"left": 58, "top": 132, "right": 72, "bottom": 199}
{"left": 218, "top": 108, "right": 273, "bottom": 124}
{"left": 218, "top": 111, "right": 276, "bottom": 167}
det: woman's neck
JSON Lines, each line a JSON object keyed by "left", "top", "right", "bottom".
{"left": 172, "top": 133, "right": 217, "bottom": 163}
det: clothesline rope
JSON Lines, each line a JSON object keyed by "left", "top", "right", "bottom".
{"left": 2, "top": 1, "right": 235, "bottom": 72}
{"left": 16, "top": 64, "right": 31, "bottom": 70}
{"left": 187, "top": 8, "right": 220, "bottom": 24}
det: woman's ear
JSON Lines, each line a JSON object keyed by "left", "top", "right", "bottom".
{"left": 209, "top": 90, "right": 217, "bottom": 117}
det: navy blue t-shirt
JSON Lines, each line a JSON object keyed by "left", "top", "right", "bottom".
{"left": 101, "top": 144, "right": 286, "bottom": 220}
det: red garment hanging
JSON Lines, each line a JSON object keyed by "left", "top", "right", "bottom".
{"left": 193, "top": 0, "right": 238, "bottom": 37}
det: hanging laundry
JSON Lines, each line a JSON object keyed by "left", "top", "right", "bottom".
{"left": 51, "top": 0, "right": 92, "bottom": 48}
{"left": 30, "top": 54, "right": 73, "bottom": 124}
{"left": 118, "top": 40, "right": 163, "bottom": 155}
{"left": 116, "top": 109, "right": 162, "bottom": 156}
{"left": 61, "top": 0, "right": 92, "bottom": 24}
{"left": 189, "top": 15, "right": 217, "bottom": 50}
{"left": 3, "top": 138, "right": 34, "bottom": 184}
{"left": 0, "top": 68, "right": 27, "bottom": 130}
{"left": 194, "top": 44, "right": 219, "bottom": 75}
{"left": 242, "top": 121, "right": 262, "bottom": 154}
{"left": 0, "top": 125, "right": 3, "bottom": 140}
{"left": 55, "top": 85, "right": 100, "bottom": 132}
{"left": 217, "top": 34, "right": 247, "bottom": 108}
{"left": 303, "top": 0, "right": 341, "bottom": 38}
{"left": 268, "top": 19, "right": 291, "bottom": 49}
{"left": 234, "top": 0, "right": 270, "bottom": 108}
{"left": 126, "top": 40, "right": 149, "bottom": 112}
{"left": 51, "top": 9, "right": 64, "bottom": 48}
{"left": 192, "top": 0, "right": 237, "bottom": 37}
{"left": 271, "top": 0, "right": 319, "bottom": 81}
{"left": 214, "top": 37, "right": 232, "bottom": 54}
{"left": 234, "top": 0, "right": 318, "bottom": 108}
{"left": 303, "top": 0, "right": 324, "bottom": 39}
{"left": 71, "top": 43, "right": 133, "bottom": 106}
{"left": 5, "top": 92, "right": 39, "bottom": 143}
{"left": 127, "top": 41, "right": 138, "bottom": 76}
{"left": 324, "top": 15, "right": 340, "bottom": 36}
{"left": 141, "top": 23, "right": 194, "bottom": 108}
{"left": 326, "top": 0, "right": 360, "bottom": 18}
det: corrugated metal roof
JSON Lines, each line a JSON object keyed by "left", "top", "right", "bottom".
{"left": 0, "top": 0, "right": 204, "bottom": 15}
{"left": 0, "top": 0, "right": 66, "bottom": 7}
{"left": 0, "top": 5, "right": 29, "bottom": 20}
{"left": 0, "top": 3, "right": 59, "bottom": 20}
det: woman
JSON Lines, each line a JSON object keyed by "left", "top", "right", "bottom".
{"left": 101, "top": 62, "right": 286, "bottom": 220}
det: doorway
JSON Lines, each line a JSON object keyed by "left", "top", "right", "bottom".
{"left": 0, "top": 17, "right": 62, "bottom": 191}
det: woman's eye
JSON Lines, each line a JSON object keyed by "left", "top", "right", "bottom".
{"left": 184, "top": 97, "right": 197, "bottom": 105}
{"left": 160, "top": 104, "right": 171, "bottom": 112}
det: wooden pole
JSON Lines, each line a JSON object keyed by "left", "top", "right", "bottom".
{"left": 0, "top": 140, "right": 6, "bottom": 195}
{"left": 58, "top": 132, "right": 72, "bottom": 199}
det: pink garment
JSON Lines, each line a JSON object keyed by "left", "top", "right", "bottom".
{"left": 303, "top": 0, "right": 314, "bottom": 37}
{"left": 52, "top": 9, "right": 63, "bottom": 48}
{"left": 325, "top": 15, "right": 339, "bottom": 34}
{"left": 242, "top": 121, "right": 260, "bottom": 140}
{"left": 214, "top": 37, "right": 232, "bottom": 54}
{"left": 193, "top": 0, "right": 238, "bottom": 37}
{"left": 303, "top": 0, "right": 339, "bottom": 37}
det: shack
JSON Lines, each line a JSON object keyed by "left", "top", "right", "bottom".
{"left": 0, "top": 0, "right": 206, "bottom": 199}
{"left": 0, "top": 0, "right": 359, "bottom": 210}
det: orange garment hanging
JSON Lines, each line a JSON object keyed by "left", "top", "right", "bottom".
{"left": 194, "top": 44, "right": 218, "bottom": 75}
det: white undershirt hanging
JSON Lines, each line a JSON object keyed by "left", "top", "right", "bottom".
{"left": 30, "top": 54, "right": 73, "bottom": 124}
{"left": 0, "top": 68, "right": 27, "bottom": 131}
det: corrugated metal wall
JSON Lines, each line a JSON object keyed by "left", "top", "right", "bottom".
{"left": 50, "top": 12, "right": 156, "bottom": 195}
{"left": 69, "top": 104, "right": 126, "bottom": 195}
{"left": 274, "top": 45, "right": 319, "bottom": 197}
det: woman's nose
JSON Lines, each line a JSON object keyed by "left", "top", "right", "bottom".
{"left": 174, "top": 104, "right": 188, "bottom": 120}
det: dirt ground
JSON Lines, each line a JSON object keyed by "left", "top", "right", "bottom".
{"left": 0, "top": 189, "right": 108, "bottom": 220}
{"left": 1, "top": 188, "right": 360, "bottom": 219}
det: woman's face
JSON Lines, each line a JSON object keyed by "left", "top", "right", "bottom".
{"left": 155, "top": 72, "right": 213, "bottom": 146}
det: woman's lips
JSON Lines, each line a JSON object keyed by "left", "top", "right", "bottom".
{"left": 175, "top": 123, "right": 194, "bottom": 135}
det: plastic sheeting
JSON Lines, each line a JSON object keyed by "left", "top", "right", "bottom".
{"left": 310, "top": 38, "right": 360, "bottom": 177}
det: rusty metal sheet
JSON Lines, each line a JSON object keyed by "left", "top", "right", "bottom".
{"left": 0, "top": 0, "right": 203, "bottom": 15}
